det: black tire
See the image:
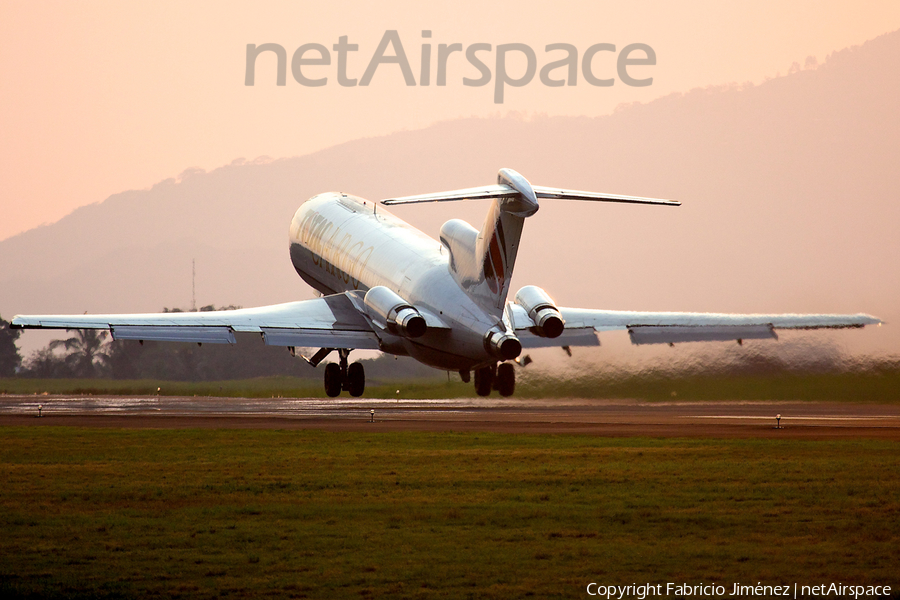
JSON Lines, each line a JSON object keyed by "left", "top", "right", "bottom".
{"left": 324, "top": 363, "right": 342, "bottom": 397}
{"left": 474, "top": 365, "right": 494, "bottom": 397}
{"left": 347, "top": 362, "right": 365, "bottom": 397}
{"left": 496, "top": 363, "right": 515, "bottom": 397}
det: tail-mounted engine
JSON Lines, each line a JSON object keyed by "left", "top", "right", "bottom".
{"left": 484, "top": 327, "right": 522, "bottom": 361}
{"left": 514, "top": 285, "right": 564, "bottom": 338}
{"left": 364, "top": 286, "right": 427, "bottom": 338}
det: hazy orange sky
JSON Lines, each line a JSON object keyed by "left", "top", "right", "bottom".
{"left": 2, "top": 1, "right": 900, "bottom": 243}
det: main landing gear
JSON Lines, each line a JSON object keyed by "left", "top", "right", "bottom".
{"left": 323, "top": 349, "right": 365, "bottom": 397}
{"left": 466, "top": 362, "right": 515, "bottom": 397}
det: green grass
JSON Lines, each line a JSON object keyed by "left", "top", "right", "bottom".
{"left": 1, "top": 428, "right": 898, "bottom": 599}
{"left": 3, "top": 368, "right": 900, "bottom": 402}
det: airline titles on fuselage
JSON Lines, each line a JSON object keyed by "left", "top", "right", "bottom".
{"left": 295, "top": 208, "right": 374, "bottom": 290}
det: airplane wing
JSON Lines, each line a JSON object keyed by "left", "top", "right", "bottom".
{"left": 560, "top": 308, "right": 881, "bottom": 345}
{"left": 11, "top": 292, "right": 381, "bottom": 350}
{"left": 508, "top": 304, "right": 881, "bottom": 347}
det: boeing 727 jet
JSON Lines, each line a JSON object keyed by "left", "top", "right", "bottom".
{"left": 12, "top": 169, "right": 881, "bottom": 397}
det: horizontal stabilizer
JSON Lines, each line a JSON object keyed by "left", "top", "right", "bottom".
{"left": 381, "top": 169, "right": 679, "bottom": 207}
{"left": 532, "top": 185, "right": 679, "bottom": 207}
{"left": 382, "top": 184, "right": 678, "bottom": 207}
{"left": 382, "top": 184, "right": 516, "bottom": 205}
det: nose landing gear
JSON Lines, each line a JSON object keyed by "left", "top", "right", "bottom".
{"left": 323, "top": 349, "right": 366, "bottom": 397}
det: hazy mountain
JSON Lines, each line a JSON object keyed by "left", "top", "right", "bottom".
{"left": 3, "top": 30, "right": 898, "bottom": 359}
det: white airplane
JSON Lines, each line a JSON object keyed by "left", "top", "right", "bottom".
{"left": 12, "top": 168, "right": 881, "bottom": 397}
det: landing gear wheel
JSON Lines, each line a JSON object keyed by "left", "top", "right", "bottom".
{"left": 496, "top": 362, "right": 515, "bottom": 397}
{"left": 474, "top": 365, "right": 495, "bottom": 397}
{"left": 347, "top": 362, "right": 365, "bottom": 397}
{"left": 324, "top": 363, "right": 342, "bottom": 397}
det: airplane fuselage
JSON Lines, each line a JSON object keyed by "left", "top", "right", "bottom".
{"left": 289, "top": 192, "right": 507, "bottom": 370}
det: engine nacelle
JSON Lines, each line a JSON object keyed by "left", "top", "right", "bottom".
{"left": 364, "top": 286, "right": 427, "bottom": 338}
{"left": 514, "top": 285, "right": 564, "bottom": 338}
{"left": 484, "top": 328, "right": 522, "bottom": 361}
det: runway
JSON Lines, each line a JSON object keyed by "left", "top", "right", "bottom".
{"left": 2, "top": 395, "right": 899, "bottom": 439}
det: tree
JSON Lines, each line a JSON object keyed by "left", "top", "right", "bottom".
{"left": 22, "top": 347, "right": 74, "bottom": 378}
{"left": 48, "top": 329, "right": 111, "bottom": 377}
{"left": 104, "top": 339, "right": 147, "bottom": 380}
{"left": 0, "top": 314, "right": 23, "bottom": 376}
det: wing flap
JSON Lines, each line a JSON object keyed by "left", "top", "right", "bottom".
{"left": 260, "top": 327, "right": 380, "bottom": 349}
{"left": 518, "top": 328, "right": 600, "bottom": 349}
{"left": 628, "top": 324, "right": 776, "bottom": 345}
{"left": 112, "top": 325, "right": 237, "bottom": 344}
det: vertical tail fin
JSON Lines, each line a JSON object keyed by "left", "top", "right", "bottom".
{"left": 438, "top": 169, "right": 539, "bottom": 315}
{"left": 383, "top": 167, "right": 678, "bottom": 315}
{"left": 474, "top": 198, "right": 524, "bottom": 312}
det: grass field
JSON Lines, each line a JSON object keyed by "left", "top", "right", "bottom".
{"left": 3, "top": 367, "right": 900, "bottom": 402}
{"left": 1, "top": 427, "right": 898, "bottom": 599}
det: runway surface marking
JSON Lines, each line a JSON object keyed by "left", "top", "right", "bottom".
{"left": 2, "top": 394, "right": 899, "bottom": 440}
{"left": 692, "top": 415, "right": 898, "bottom": 420}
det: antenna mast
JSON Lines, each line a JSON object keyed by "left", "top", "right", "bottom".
{"left": 191, "top": 258, "right": 196, "bottom": 312}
